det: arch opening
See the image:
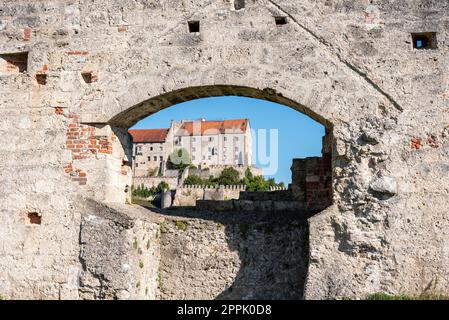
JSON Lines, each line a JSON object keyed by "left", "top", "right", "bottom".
{"left": 77, "top": 85, "right": 335, "bottom": 300}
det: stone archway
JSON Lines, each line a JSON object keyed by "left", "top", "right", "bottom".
{"left": 73, "top": 78, "right": 394, "bottom": 299}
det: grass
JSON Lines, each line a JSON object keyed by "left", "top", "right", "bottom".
{"left": 367, "top": 292, "right": 449, "bottom": 300}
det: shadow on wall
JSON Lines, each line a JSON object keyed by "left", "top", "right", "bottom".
{"left": 152, "top": 208, "right": 309, "bottom": 300}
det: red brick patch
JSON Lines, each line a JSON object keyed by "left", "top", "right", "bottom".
{"left": 23, "top": 28, "right": 31, "bottom": 41}
{"left": 411, "top": 138, "right": 421, "bottom": 150}
{"left": 55, "top": 107, "right": 64, "bottom": 115}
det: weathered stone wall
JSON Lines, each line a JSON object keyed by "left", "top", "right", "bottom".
{"left": 158, "top": 215, "right": 308, "bottom": 300}
{"left": 188, "top": 165, "right": 263, "bottom": 180}
{"left": 76, "top": 203, "right": 308, "bottom": 300}
{"left": 78, "top": 201, "right": 161, "bottom": 300}
{"left": 172, "top": 185, "right": 245, "bottom": 207}
{"left": 0, "top": 0, "right": 448, "bottom": 299}
{"left": 133, "top": 176, "right": 178, "bottom": 191}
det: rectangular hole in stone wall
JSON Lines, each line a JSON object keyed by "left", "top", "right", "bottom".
{"left": 188, "top": 21, "right": 200, "bottom": 33}
{"left": 82, "top": 71, "right": 93, "bottom": 83}
{"left": 36, "top": 73, "right": 47, "bottom": 85}
{"left": 27, "top": 212, "right": 42, "bottom": 225}
{"left": 0, "top": 52, "right": 28, "bottom": 73}
{"left": 412, "top": 32, "right": 437, "bottom": 49}
{"left": 234, "top": 0, "right": 245, "bottom": 10}
{"left": 275, "top": 16, "right": 288, "bottom": 26}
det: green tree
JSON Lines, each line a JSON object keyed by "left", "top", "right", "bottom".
{"left": 216, "top": 167, "right": 240, "bottom": 186}
{"left": 158, "top": 181, "right": 170, "bottom": 192}
{"left": 184, "top": 175, "right": 205, "bottom": 186}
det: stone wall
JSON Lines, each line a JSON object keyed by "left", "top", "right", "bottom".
{"left": 172, "top": 185, "right": 246, "bottom": 207}
{"left": 76, "top": 202, "right": 309, "bottom": 300}
{"left": 158, "top": 215, "right": 308, "bottom": 300}
{"left": 290, "top": 155, "right": 332, "bottom": 213}
{"left": 78, "top": 201, "right": 161, "bottom": 300}
{"left": 188, "top": 165, "right": 263, "bottom": 180}
{"left": 133, "top": 176, "right": 178, "bottom": 191}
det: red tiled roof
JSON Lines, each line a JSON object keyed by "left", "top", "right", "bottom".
{"left": 176, "top": 119, "right": 249, "bottom": 136}
{"left": 129, "top": 129, "right": 169, "bottom": 143}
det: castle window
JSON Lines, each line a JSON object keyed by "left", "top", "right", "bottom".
{"left": 154, "top": 156, "right": 157, "bottom": 161}
{"left": 275, "top": 17, "right": 287, "bottom": 26}
{"left": 188, "top": 21, "right": 200, "bottom": 33}
{"left": 0, "top": 52, "right": 28, "bottom": 73}
{"left": 412, "top": 32, "right": 437, "bottom": 50}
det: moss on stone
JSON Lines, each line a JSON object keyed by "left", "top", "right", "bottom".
{"left": 175, "top": 220, "right": 189, "bottom": 231}
{"left": 366, "top": 292, "right": 449, "bottom": 300}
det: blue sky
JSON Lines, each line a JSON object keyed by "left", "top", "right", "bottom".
{"left": 132, "top": 96, "right": 324, "bottom": 184}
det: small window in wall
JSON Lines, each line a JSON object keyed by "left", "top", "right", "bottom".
{"left": 275, "top": 16, "right": 288, "bottom": 26}
{"left": 150, "top": 147, "right": 153, "bottom": 151}
{"left": 154, "top": 156, "right": 157, "bottom": 161}
{"left": 160, "top": 156, "right": 163, "bottom": 161}
{"left": 148, "top": 156, "right": 151, "bottom": 161}
{"left": 412, "top": 32, "right": 437, "bottom": 49}
{"left": 0, "top": 52, "right": 28, "bottom": 73}
{"left": 26, "top": 212, "right": 42, "bottom": 225}
{"left": 81, "top": 71, "right": 93, "bottom": 83}
{"left": 36, "top": 73, "right": 47, "bottom": 85}
{"left": 234, "top": 0, "right": 245, "bottom": 10}
{"left": 188, "top": 21, "right": 200, "bottom": 33}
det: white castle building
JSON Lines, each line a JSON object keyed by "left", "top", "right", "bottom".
{"left": 130, "top": 118, "right": 253, "bottom": 177}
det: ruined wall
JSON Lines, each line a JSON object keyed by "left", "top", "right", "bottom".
{"left": 77, "top": 203, "right": 308, "bottom": 300}
{"left": 78, "top": 201, "right": 160, "bottom": 300}
{"left": 0, "top": 0, "right": 448, "bottom": 300}
{"left": 158, "top": 216, "right": 308, "bottom": 300}
{"left": 173, "top": 185, "right": 245, "bottom": 207}
{"left": 133, "top": 176, "right": 178, "bottom": 191}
